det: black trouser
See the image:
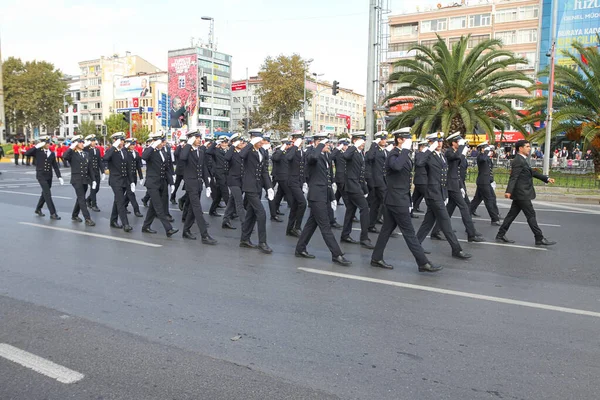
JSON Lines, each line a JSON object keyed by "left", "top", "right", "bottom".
{"left": 341, "top": 192, "right": 370, "bottom": 241}
{"left": 269, "top": 180, "right": 292, "bottom": 218}
{"left": 296, "top": 200, "right": 343, "bottom": 257}
{"left": 223, "top": 186, "right": 245, "bottom": 224}
{"left": 14, "top": 154, "right": 19, "bottom": 165}
{"left": 287, "top": 185, "right": 306, "bottom": 232}
{"left": 334, "top": 180, "right": 346, "bottom": 204}
{"left": 498, "top": 199, "right": 544, "bottom": 241}
{"left": 470, "top": 184, "right": 500, "bottom": 222}
{"left": 183, "top": 186, "right": 209, "bottom": 236}
{"left": 372, "top": 205, "right": 429, "bottom": 266}
{"left": 412, "top": 184, "right": 427, "bottom": 210}
{"left": 432, "top": 190, "right": 477, "bottom": 238}
{"left": 180, "top": 192, "right": 190, "bottom": 222}
{"left": 124, "top": 185, "right": 141, "bottom": 213}
{"left": 241, "top": 192, "right": 267, "bottom": 243}
{"left": 36, "top": 177, "right": 57, "bottom": 215}
{"left": 110, "top": 185, "right": 130, "bottom": 226}
{"left": 25, "top": 155, "right": 31, "bottom": 166}
{"left": 72, "top": 183, "right": 91, "bottom": 220}
{"left": 86, "top": 175, "right": 101, "bottom": 207}
{"left": 416, "top": 197, "right": 462, "bottom": 254}
{"left": 368, "top": 186, "right": 386, "bottom": 228}
{"left": 170, "top": 174, "right": 184, "bottom": 201}
{"left": 143, "top": 183, "right": 173, "bottom": 232}
{"left": 209, "top": 177, "right": 229, "bottom": 214}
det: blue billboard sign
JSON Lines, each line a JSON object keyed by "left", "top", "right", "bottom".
{"left": 555, "top": 0, "right": 600, "bottom": 65}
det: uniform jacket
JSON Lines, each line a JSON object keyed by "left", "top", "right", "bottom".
{"left": 366, "top": 144, "right": 387, "bottom": 188}
{"left": 143, "top": 147, "right": 175, "bottom": 189}
{"left": 506, "top": 154, "right": 549, "bottom": 201}
{"left": 285, "top": 145, "right": 306, "bottom": 188}
{"left": 331, "top": 148, "right": 347, "bottom": 184}
{"left": 240, "top": 145, "right": 272, "bottom": 193}
{"left": 63, "top": 148, "right": 93, "bottom": 185}
{"left": 224, "top": 146, "right": 243, "bottom": 187}
{"left": 384, "top": 147, "right": 413, "bottom": 208}
{"left": 413, "top": 151, "right": 429, "bottom": 186}
{"left": 103, "top": 146, "right": 130, "bottom": 188}
{"left": 206, "top": 142, "right": 228, "bottom": 181}
{"left": 476, "top": 151, "right": 494, "bottom": 185}
{"left": 445, "top": 145, "right": 466, "bottom": 192}
{"left": 179, "top": 144, "right": 210, "bottom": 190}
{"left": 416, "top": 150, "right": 448, "bottom": 201}
{"left": 85, "top": 146, "right": 104, "bottom": 180}
{"left": 25, "top": 147, "right": 61, "bottom": 180}
{"left": 173, "top": 145, "right": 186, "bottom": 176}
{"left": 305, "top": 143, "right": 334, "bottom": 202}
{"left": 126, "top": 149, "right": 144, "bottom": 184}
{"left": 364, "top": 143, "right": 375, "bottom": 186}
{"left": 271, "top": 148, "right": 289, "bottom": 182}
{"left": 342, "top": 145, "right": 368, "bottom": 195}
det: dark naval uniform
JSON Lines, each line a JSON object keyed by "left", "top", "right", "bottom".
{"left": 222, "top": 145, "right": 245, "bottom": 228}
{"left": 341, "top": 144, "right": 371, "bottom": 244}
{"left": 180, "top": 141, "right": 212, "bottom": 240}
{"left": 285, "top": 143, "right": 307, "bottom": 235}
{"left": 412, "top": 151, "right": 429, "bottom": 211}
{"left": 103, "top": 144, "right": 132, "bottom": 229}
{"left": 63, "top": 147, "right": 94, "bottom": 222}
{"left": 170, "top": 142, "right": 186, "bottom": 204}
{"left": 470, "top": 149, "right": 501, "bottom": 223}
{"left": 141, "top": 145, "right": 175, "bottom": 234}
{"left": 124, "top": 147, "right": 144, "bottom": 216}
{"left": 206, "top": 141, "right": 230, "bottom": 216}
{"left": 366, "top": 142, "right": 387, "bottom": 230}
{"left": 26, "top": 145, "right": 62, "bottom": 217}
{"left": 269, "top": 146, "right": 292, "bottom": 220}
{"left": 85, "top": 145, "right": 104, "bottom": 210}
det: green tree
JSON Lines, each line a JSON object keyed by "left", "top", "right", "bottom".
{"left": 77, "top": 120, "right": 98, "bottom": 137}
{"left": 386, "top": 35, "right": 532, "bottom": 139}
{"left": 104, "top": 113, "right": 129, "bottom": 136}
{"left": 257, "top": 54, "right": 310, "bottom": 132}
{"left": 524, "top": 36, "right": 600, "bottom": 172}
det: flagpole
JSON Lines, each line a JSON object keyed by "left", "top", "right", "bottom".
{"left": 543, "top": 0, "right": 558, "bottom": 176}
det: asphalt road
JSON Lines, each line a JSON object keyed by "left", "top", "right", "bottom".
{"left": 1, "top": 163, "right": 600, "bottom": 399}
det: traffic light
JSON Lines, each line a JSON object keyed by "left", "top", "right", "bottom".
{"left": 101, "top": 125, "right": 107, "bottom": 136}
{"left": 201, "top": 76, "right": 208, "bottom": 92}
{"left": 304, "top": 120, "right": 312, "bottom": 132}
{"left": 122, "top": 111, "right": 130, "bottom": 123}
{"left": 332, "top": 80, "right": 339, "bottom": 96}
{"left": 139, "top": 106, "right": 143, "bottom": 115}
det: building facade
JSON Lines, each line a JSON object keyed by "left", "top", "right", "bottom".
{"left": 231, "top": 76, "right": 262, "bottom": 132}
{"left": 59, "top": 75, "right": 81, "bottom": 138}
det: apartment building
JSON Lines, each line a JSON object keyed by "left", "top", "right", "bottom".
{"left": 231, "top": 76, "right": 262, "bottom": 132}
{"left": 310, "top": 80, "right": 365, "bottom": 135}
{"left": 59, "top": 75, "right": 81, "bottom": 138}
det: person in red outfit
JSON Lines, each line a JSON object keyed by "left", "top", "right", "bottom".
{"left": 13, "top": 143, "right": 20, "bottom": 165}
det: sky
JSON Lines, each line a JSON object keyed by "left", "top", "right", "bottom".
{"left": 0, "top": 0, "right": 440, "bottom": 96}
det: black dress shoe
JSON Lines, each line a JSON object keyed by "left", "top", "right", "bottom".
{"left": 471, "top": 212, "right": 480, "bottom": 217}
{"left": 142, "top": 227, "right": 157, "bottom": 234}
{"left": 418, "top": 263, "right": 443, "bottom": 272}
{"left": 368, "top": 226, "right": 379, "bottom": 233}
{"left": 123, "top": 225, "right": 133, "bottom": 233}
{"left": 182, "top": 230, "right": 197, "bottom": 240}
{"left": 34, "top": 209, "right": 45, "bottom": 217}
{"left": 411, "top": 214, "right": 420, "bottom": 219}
{"left": 330, "top": 222, "right": 343, "bottom": 229}
{"left": 240, "top": 240, "right": 257, "bottom": 249}
{"left": 222, "top": 221, "right": 237, "bottom": 230}
{"left": 134, "top": 212, "right": 144, "bottom": 218}
{"left": 209, "top": 211, "right": 222, "bottom": 217}
{"left": 276, "top": 210, "right": 285, "bottom": 216}
{"left": 295, "top": 250, "right": 316, "bottom": 259}
{"left": 490, "top": 220, "right": 501, "bottom": 226}
{"left": 332, "top": 255, "right": 352, "bottom": 266}
{"left": 360, "top": 240, "right": 375, "bottom": 249}
{"left": 376, "top": 218, "right": 384, "bottom": 225}
{"left": 170, "top": 198, "right": 177, "bottom": 205}
{"left": 178, "top": 198, "right": 185, "bottom": 211}
{"left": 352, "top": 216, "right": 359, "bottom": 223}
{"left": 231, "top": 213, "right": 239, "bottom": 219}
{"left": 86, "top": 199, "right": 92, "bottom": 208}
{"left": 495, "top": 235, "right": 515, "bottom": 243}
{"left": 452, "top": 251, "right": 472, "bottom": 260}
{"left": 166, "top": 228, "right": 179, "bottom": 238}
{"left": 341, "top": 236, "right": 358, "bottom": 244}
{"left": 371, "top": 259, "right": 393, "bottom": 269}
{"left": 85, "top": 219, "right": 95, "bottom": 226}
{"left": 258, "top": 242, "right": 273, "bottom": 254}
{"left": 126, "top": 210, "right": 132, "bottom": 214}
{"left": 271, "top": 216, "right": 283, "bottom": 222}
{"left": 71, "top": 216, "right": 83, "bottom": 223}
{"left": 391, "top": 231, "right": 401, "bottom": 238}
{"left": 286, "top": 229, "right": 301, "bottom": 238}
{"left": 468, "top": 235, "right": 485, "bottom": 243}
{"left": 536, "top": 238, "right": 556, "bottom": 246}
{"left": 202, "top": 235, "right": 218, "bottom": 245}
{"left": 142, "top": 200, "right": 148, "bottom": 208}
{"left": 430, "top": 232, "right": 444, "bottom": 240}
{"left": 110, "top": 222, "right": 123, "bottom": 229}
{"left": 423, "top": 249, "right": 432, "bottom": 254}
{"left": 166, "top": 215, "right": 175, "bottom": 223}
{"left": 91, "top": 206, "right": 101, "bottom": 212}
{"left": 414, "top": 208, "right": 424, "bottom": 213}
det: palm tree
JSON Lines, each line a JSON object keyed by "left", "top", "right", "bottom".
{"left": 524, "top": 36, "right": 600, "bottom": 172}
{"left": 386, "top": 35, "right": 532, "bottom": 140}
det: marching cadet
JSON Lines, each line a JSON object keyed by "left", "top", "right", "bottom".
{"left": 179, "top": 131, "right": 217, "bottom": 244}
{"left": 26, "top": 136, "right": 63, "bottom": 220}
{"left": 62, "top": 135, "right": 95, "bottom": 226}
{"left": 366, "top": 131, "right": 388, "bottom": 232}
{"left": 284, "top": 132, "right": 307, "bottom": 237}
{"left": 162, "top": 137, "right": 176, "bottom": 223}
{"left": 269, "top": 138, "right": 292, "bottom": 222}
{"left": 371, "top": 129, "right": 442, "bottom": 272}
{"left": 222, "top": 134, "right": 246, "bottom": 229}
{"left": 141, "top": 138, "right": 153, "bottom": 208}
{"left": 206, "top": 135, "right": 230, "bottom": 217}
{"left": 103, "top": 132, "right": 133, "bottom": 232}
{"left": 340, "top": 131, "right": 374, "bottom": 249}
{"left": 84, "top": 135, "right": 103, "bottom": 212}
{"left": 470, "top": 142, "right": 502, "bottom": 225}
{"left": 295, "top": 132, "right": 351, "bottom": 266}
{"left": 124, "top": 138, "right": 144, "bottom": 218}
{"left": 411, "top": 140, "right": 429, "bottom": 215}
{"left": 429, "top": 132, "right": 484, "bottom": 243}
{"left": 239, "top": 129, "right": 275, "bottom": 254}
{"left": 415, "top": 133, "right": 472, "bottom": 259}
{"left": 141, "top": 132, "right": 179, "bottom": 237}
{"left": 332, "top": 138, "right": 349, "bottom": 205}
{"left": 170, "top": 135, "right": 188, "bottom": 205}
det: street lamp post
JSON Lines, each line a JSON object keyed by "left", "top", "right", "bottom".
{"left": 303, "top": 59, "right": 313, "bottom": 133}
{"left": 202, "top": 16, "right": 215, "bottom": 136}
{"left": 543, "top": 0, "right": 558, "bottom": 176}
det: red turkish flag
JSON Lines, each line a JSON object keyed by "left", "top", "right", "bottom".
{"left": 345, "top": 116, "right": 351, "bottom": 130}
{"left": 132, "top": 98, "right": 139, "bottom": 107}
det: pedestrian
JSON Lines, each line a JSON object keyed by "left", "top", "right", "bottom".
{"left": 222, "top": 134, "right": 246, "bottom": 230}
{"left": 332, "top": 138, "right": 349, "bottom": 206}
{"left": 13, "top": 142, "right": 20, "bottom": 165}
{"left": 470, "top": 142, "right": 501, "bottom": 225}
{"left": 84, "top": 134, "right": 104, "bottom": 212}
{"left": 123, "top": 138, "right": 144, "bottom": 218}
{"left": 371, "top": 128, "right": 442, "bottom": 272}
{"left": 411, "top": 140, "right": 429, "bottom": 215}
{"left": 25, "top": 136, "right": 63, "bottom": 220}
{"left": 19, "top": 142, "right": 27, "bottom": 165}
{"left": 103, "top": 132, "right": 133, "bottom": 232}
{"left": 284, "top": 132, "right": 307, "bottom": 237}
{"left": 62, "top": 135, "right": 95, "bottom": 226}
{"left": 496, "top": 139, "right": 556, "bottom": 246}
{"left": 366, "top": 131, "right": 388, "bottom": 233}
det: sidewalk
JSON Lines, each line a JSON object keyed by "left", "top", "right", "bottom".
{"left": 465, "top": 183, "right": 600, "bottom": 205}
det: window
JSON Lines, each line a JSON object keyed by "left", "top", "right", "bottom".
{"left": 94, "top": 102, "right": 101, "bottom": 109}
{"left": 495, "top": 8, "right": 518, "bottom": 23}
{"left": 448, "top": 37, "right": 462, "bottom": 47}
{"left": 420, "top": 39, "right": 442, "bottom": 48}
{"left": 388, "top": 41, "right": 417, "bottom": 52}
{"left": 516, "top": 52, "right": 536, "bottom": 69}
{"left": 73, "top": 116, "right": 78, "bottom": 124}
{"left": 81, "top": 91, "right": 88, "bottom": 98}
{"left": 83, "top": 104, "right": 88, "bottom": 110}
{"left": 449, "top": 16, "right": 466, "bottom": 30}
{"left": 495, "top": 30, "right": 517, "bottom": 45}
{"left": 65, "top": 116, "right": 69, "bottom": 124}
{"left": 66, "top": 127, "right": 69, "bottom": 135}
{"left": 75, "top": 92, "right": 81, "bottom": 101}
{"left": 467, "top": 34, "right": 490, "bottom": 48}
{"left": 390, "top": 23, "right": 418, "bottom": 37}
{"left": 421, "top": 18, "right": 447, "bottom": 33}
{"left": 519, "top": 5, "right": 539, "bottom": 20}
{"left": 518, "top": 29, "right": 537, "bottom": 44}
{"left": 468, "top": 13, "right": 491, "bottom": 27}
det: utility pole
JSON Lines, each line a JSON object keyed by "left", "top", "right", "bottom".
{"left": 543, "top": 0, "right": 558, "bottom": 176}
{"left": 245, "top": 67, "right": 249, "bottom": 133}
{"left": 0, "top": 35, "right": 6, "bottom": 143}
{"left": 366, "top": 0, "right": 378, "bottom": 145}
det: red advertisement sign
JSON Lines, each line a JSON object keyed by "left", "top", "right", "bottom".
{"left": 231, "top": 81, "right": 247, "bottom": 91}
{"left": 494, "top": 131, "right": 525, "bottom": 143}
{"left": 388, "top": 97, "right": 414, "bottom": 113}
{"left": 168, "top": 54, "right": 198, "bottom": 129}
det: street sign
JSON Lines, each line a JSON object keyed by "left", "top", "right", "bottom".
{"left": 231, "top": 81, "right": 247, "bottom": 91}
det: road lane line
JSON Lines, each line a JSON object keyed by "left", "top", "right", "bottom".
{"left": 19, "top": 222, "right": 162, "bottom": 247}
{"left": 298, "top": 268, "right": 600, "bottom": 319}
{"left": 0, "top": 190, "right": 72, "bottom": 199}
{"left": 0, "top": 343, "right": 84, "bottom": 384}
{"left": 456, "top": 216, "right": 561, "bottom": 227}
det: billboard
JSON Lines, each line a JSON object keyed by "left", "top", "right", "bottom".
{"left": 115, "top": 76, "right": 152, "bottom": 99}
{"left": 231, "top": 81, "right": 247, "bottom": 91}
{"left": 556, "top": 0, "right": 600, "bottom": 65}
{"left": 168, "top": 54, "right": 198, "bottom": 130}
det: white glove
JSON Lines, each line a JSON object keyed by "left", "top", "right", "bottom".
{"left": 491, "top": 181, "right": 497, "bottom": 190}
{"left": 421, "top": 146, "right": 428, "bottom": 153}
{"left": 280, "top": 143, "right": 286, "bottom": 151}
{"left": 208, "top": 177, "right": 212, "bottom": 184}
{"left": 250, "top": 137, "right": 262, "bottom": 145}
{"left": 444, "top": 198, "right": 449, "bottom": 206}
{"left": 336, "top": 144, "right": 344, "bottom": 151}
{"left": 70, "top": 142, "right": 77, "bottom": 150}
{"left": 294, "top": 138, "right": 303, "bottom": 147}
{"left": 216, "top": 140, "right": 223, "bottom": 145}
{"left": 262, "top": 143, "right": 271, "bottom": 151}
{"left": 84, "top": 140, "right": 91, "bottom": 147}
{"left": 273, "top": 182, "right": 279, "bottom": 193}
{"left": 409, "top": 207, "right": 413, "bottom": 214}
{"left": 460, "top": 188, "right": 466, "bottom": 197}
{"left": 267, "top": 188, "right": 275, "bottom": 201}
{"left": 484, "top": 146, "right": 491, "bottom": 152}
{"left": 232, "top": 140, "right": 241, "bottom": 147}
{"left": 130, "top": 183, "right": 136, "bottom": 193}
{"left": 321, "top": 139, "right": 329, "bottom": 145}
{"left": 172, "top": 175, "right": 176, "bottom": 182}
{"left": 332, "top": 182, "right": 337, "bottom": 193}
{"left": 364, "top": 193, "right": 368, "bottom": 198}
{"left": 331, "top": 200, "right": 337, "bottom": 211}
{"left": 355, "top": 139, "right": 365, "bottom": 148}
{"left": 112, "top": 139, "right": 121, "bottom": 148}
{"left": 385, "top": 144, "right": 394, "bottom": 152}
{"left": 92, "top": 181, "right": 97, "bottom": 190}
{"left": 302, "top": 182, "right": 308, "bottom": 194}
{"left": 206, "top": 187, "right": 212, "bottom": 198}
{"left": 428, "top": 141, "right": 439, "bottom": 152}
{"left": 150, "top": 140, "right": 161, "bottom": 149}
{"left": 170, "top": 185, "right": 175, "bottom": 194}
{"left": 139, "top": 178, "right": 144, "bottom": 186}
{"left": 401, "top": 139, "right": 412, "bottom": 150}
{"left": 462, "top": 147, "right": 469, "bottom": 156}
{"left": 101, "top": 173, "right": 106, "bottom": 181}
{"left": 59, "top": 177, "right": 64, "bottom": 185}
{"left": 187, "top": 136, "right": 195, "bottom": 145}
{"left": 458, "top": 139, "right": 466, "bottom": 146}
{"left": 35, "top": 142, "right": 45, "bottom": 149}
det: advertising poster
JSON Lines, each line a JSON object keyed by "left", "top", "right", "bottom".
{"left": 556, "top": 0, "right": 600, "bottom": 65}
{"left": 115, "top": 76, "right": 152, "bottom": 99}
{"left": 168, "top": 54, "right": 198, "bottom": 130}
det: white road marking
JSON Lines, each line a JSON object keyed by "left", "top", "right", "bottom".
{"left": 298, "top": 268, "right": 600, "bottom": 319}
{"left": 19, "top": 222, "right": 162, "bottom": 247}
{"left": 0, "top": 343, "right": 85, "bottom": 384}
{"left": 0, "top": 190, "right": 72, "bottom": 199}
{"left": 457, "top": 216, "right": 560, "bottom": 227}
